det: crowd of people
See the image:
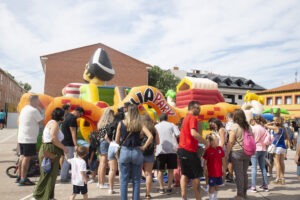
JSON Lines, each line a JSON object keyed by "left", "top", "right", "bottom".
{"left": 13, "top": 95, "right": 300, "bottom": 200}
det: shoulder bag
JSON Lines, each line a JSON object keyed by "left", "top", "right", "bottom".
{"left": 115, "top": 131, "right": 133, "bottom": 159}
{"left": 267, "top": 129, "right": 283, "bottom": 154}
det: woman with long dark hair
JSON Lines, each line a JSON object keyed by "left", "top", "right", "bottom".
{"left": 106, "top": 110, "right": 125, "bottom": 194}
{"left": 115, "top": 104, "right": 153, "bottom": 200}
{"left": 140, "top": 114, "right": 160, "bottom": 199}
{"left": 33, "top": 108, "right": 69, "bottom": 200}
{"left": 226, "top": 109, "right": 252, "bottom": 200}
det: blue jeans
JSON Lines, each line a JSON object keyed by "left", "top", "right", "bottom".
{"left": 119, "top": 146, "right": 144, "bottom": 200}
{"left": 61, "top": 146, "right": 75, "bottom": 180}
{"left": 251, "top": 151, "right": 268, "bottom": 187}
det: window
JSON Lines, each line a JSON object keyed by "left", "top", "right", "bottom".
{"left": 0, "top": 91, "right": 1, "bottom": 100}
{"left": 276, "top": 97, "right": 282, "bottom": 105}
{"left": 238, "top": 95, "right": 243, "bottom": 100}
{"left": 296, "top": 96, "right": 300, "bottom": 104}
{"left": 285, "top": 96, "right": 292, "bottom": 105}
{"left": 267, "top": 97, "right": 272, "bottom": 105}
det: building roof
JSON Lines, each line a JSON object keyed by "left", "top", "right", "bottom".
{"left": 257, "top": 82, "right": 300, "bottom": 94}
{"left": 0, "top": 67, "right": 27, "bottom": 92}
{"left": 187, "top": 73, "right": 265, "bottom": 91}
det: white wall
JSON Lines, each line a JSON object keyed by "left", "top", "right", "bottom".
{"left": 7, "top": 112, "right": 18, "bottom": 128}
{"left": 219, "top": 88, "right": 260, "bottom": 105}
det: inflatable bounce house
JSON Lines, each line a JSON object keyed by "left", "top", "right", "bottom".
{"left": 18, "top": 48, "right": 241, "bottom": 146}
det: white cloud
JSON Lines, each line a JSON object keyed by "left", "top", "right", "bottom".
{"left": 0, "top": 0, "right": 299, "bottom": 94}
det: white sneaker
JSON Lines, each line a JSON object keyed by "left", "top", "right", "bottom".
{"left": 201, "top": 185, "right": 209, "bottom": 194}
{"left": 88, "top": 179, "right": 95, "bottom": 184}
{"left": 219, "top": 183, "right": 225, "bottom": 187}
{"left": 267, "top": 173, "right": 272, "bottom": 177}
{"left": 108, "top": 189, "right": 115, "bottom": 194}
{"left": 99, "top": 183, "right": 109, "bottom": 189}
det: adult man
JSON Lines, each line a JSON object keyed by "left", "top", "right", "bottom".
{"left": 178, "top": 101, "right": 206, "bottom": 200}
{"left": 225, "top": 112, "right": 234, "bottom": 183}
{"left": 0, "top": 109, "right": 6, "bottom": 129}
{"left": 155, "top": 113, "right": 180, "bottom": 194}
{"left": 17, "top": 95, "right": 43, "bottom": 186}
{"left": 60, "top": 106, "right": 85, "bottom": 182}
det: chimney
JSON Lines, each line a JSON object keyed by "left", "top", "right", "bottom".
{"left": 192, "top": 69, "right": 201, "bottom": 74}
{"left": 173, "top": 66, "right": 179, "bottom": 71}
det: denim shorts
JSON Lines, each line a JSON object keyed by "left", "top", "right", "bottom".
{"left": 98, "top": 140, "right": 109, "bottom": 155}
{"left": 208, "top": 177, "right": 223, "bottom": 186}
{"left": 89, "top": 160, "right": 98, "bottom": 171}
{"left": 143, "top": 154, "right": 154, "bottom": 163}
{"left": 108, "top": 143, "right": 119, "bottom": 160}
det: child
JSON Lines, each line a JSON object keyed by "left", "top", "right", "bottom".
{"left": 203, "top": 134, "right": 225, "bottom": 200}
{"left": 88, "top": 131, "right": 99, "bottom": 183}
{"left": 66, "top": 146, "right": 88, "bottom": 200}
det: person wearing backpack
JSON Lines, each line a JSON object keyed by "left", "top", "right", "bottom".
{"left": 226, "top": 109, "right": 254, "bottom": 200}
{"left": 249, "top": 115, "right": 269, "bottom": 193}
{"left": 140, "top": 114, "right": 160, "bottom": 199}
{"left": 265, "top": 117, "right": 289, "bottom": 185}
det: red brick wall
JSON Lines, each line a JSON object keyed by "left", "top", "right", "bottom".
{"left": 0, "top": 69, "right": 26, "bottom": 110}
{"left": 43, "top": 44, "right": 150, "bottom": 97}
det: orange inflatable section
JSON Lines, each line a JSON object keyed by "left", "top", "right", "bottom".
{"left": 18, "top": 86, "right": 240, "bottom": 142}
{"left": 44, "top": 97, "right": 105, "bottom": 130}
{"left": 18, "top": 93, "right": 53, "bottom": 113}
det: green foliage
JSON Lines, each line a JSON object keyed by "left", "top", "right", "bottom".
{"left": 19, "top": 81, "right": 32, "bottom": 92}
{"left": 148, "top": 66, "right": 181, "bottom": 95}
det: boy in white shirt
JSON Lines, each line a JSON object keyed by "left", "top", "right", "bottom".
{"left": 66, "top": 146, "right": 88, "bottom": 200}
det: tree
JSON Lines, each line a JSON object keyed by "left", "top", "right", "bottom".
{"left": 19, "top": 81, "right": 32, "bottom": 92}
{"left": 148, "top": 65, "right": 181, "bottom": 95}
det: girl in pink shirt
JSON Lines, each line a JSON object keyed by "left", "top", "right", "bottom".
{"left": 249, "top": 115, "right": 269, "bottom": 192}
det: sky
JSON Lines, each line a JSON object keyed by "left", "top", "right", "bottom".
{"left": 0, "top": 0, "right": 300, "bottom": 93}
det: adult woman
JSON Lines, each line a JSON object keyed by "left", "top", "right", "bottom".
{"left": 33, "top": 108, "right": 69, "bottom": 200}
{"left": 209, "top": 118, "right": 227, "bottom": 183}
{"left": 141, "top": 114, "right": 160, "bottom": 199}
{"left": 226, "top": 109, "right": 252, "bottom": 200}
{"left": 249, "top": 115, "right": 269, "bottom": 192}
{"left": 265, "top": 117, "right": 288, "bottom": 184}
{"left": 106, "top": 110, "right": 125, "bottom": 194}
{"left": 116, "top": 104, "right": 153, "bottom": 200}
{"left": 97, "top": 108, "right": 114, "bottom": 189}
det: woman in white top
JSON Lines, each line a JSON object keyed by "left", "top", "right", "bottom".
{"left": 33, "top": 108, "right": 69, "bottom": 200}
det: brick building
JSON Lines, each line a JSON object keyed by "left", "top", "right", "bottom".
{"left": 0, "top": 68, "right": 27, "bottom": 110}
{"left": 41, "top": 43, "right": 151, "bottom": 97}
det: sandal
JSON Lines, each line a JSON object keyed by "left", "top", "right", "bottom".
{"left": 145, "top": 194, "right": 152, "bottom": 199}
{"left": 281, "top": 178, "right": 285, "bottom": 185}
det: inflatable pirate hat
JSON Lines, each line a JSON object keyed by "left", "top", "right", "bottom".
{"left": 87, "top": 48, "right": 115, "bottom": 81}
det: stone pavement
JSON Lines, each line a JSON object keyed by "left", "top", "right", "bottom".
{"left": 0, "top": 128, "right": 299, "bottom": 200}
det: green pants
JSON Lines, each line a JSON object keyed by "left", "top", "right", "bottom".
{"left": 33, "top": 143, "right": 63, "bottom": 200}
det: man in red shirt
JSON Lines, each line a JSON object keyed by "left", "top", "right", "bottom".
{"left": 178, "top": 101, "right": 206, "bottom": 200}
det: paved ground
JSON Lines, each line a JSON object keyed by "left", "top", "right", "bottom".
{"left": 1, "top": 128, "right": 300, "bottom": 200}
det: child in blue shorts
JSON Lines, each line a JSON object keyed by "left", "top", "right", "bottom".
{"left": 203, "top": 134, "right": 225, "bottom": 200}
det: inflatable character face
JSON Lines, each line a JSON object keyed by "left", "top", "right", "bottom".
{"left": 83, "top": 48, "right": 115, "bottom": 85}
